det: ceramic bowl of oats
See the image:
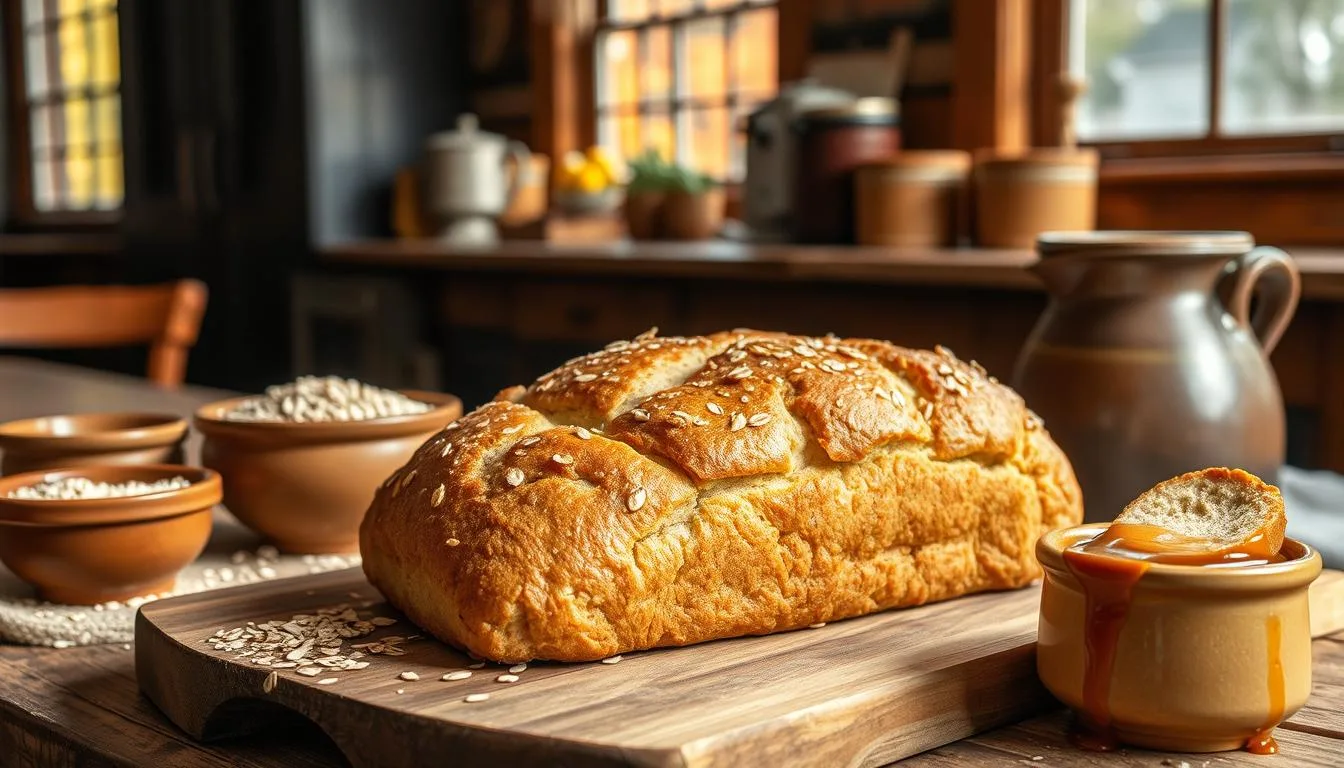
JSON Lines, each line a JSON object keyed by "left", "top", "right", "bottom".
{"left": 193, "top": 376, "right": 461, "bottom": 555}
{"left": 0, "top": 464, "right": 220, "bottom": 605}
{"left": 0, "top": 412, "right": 188, "bottom": 476}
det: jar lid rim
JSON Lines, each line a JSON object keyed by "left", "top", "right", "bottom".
{"left": 1037, "top": 230, "right": 1255, "bottom": 257}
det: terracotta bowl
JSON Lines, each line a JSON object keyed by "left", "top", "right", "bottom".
{"left": 0, "top": 464, "right": 220, "bottom": 605}
{"left": 1036, "top": 523, "right": 1322, "bottom": 753}
{"left": 192, "top": 390, "right": 462, "bottom": 555}
{"left": 0, "top": 412, "right": 188, "bottom": 476}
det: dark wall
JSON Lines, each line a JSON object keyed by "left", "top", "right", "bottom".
{"left": 302, "top": 0, "right": 466, "bottom": 246}
{"left": 115, "top": 0, "right": 465, "bottom": 391}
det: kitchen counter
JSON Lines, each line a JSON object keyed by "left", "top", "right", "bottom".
{"left": 320, "top": 239, "right": 1344, "bottom": 300}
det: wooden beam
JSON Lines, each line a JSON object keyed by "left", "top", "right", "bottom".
{"left": 1030, "top": 0, "right": 1067, "bottom": 148}
{"left": 530, "top": 0, "right": 597, "bottom": 178}
{"left": 777, "top": 0, "right": 812, "bottom": 83}
{"left": 951, "top": 0, "right": 1030, "bottom": 152}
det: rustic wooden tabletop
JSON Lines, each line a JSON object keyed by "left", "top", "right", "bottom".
{"left": 0, "top": 356, "right": 1340, "bottom": 767}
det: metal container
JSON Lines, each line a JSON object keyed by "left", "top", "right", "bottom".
{"left": 742, "top": 80, "right": 855, "bottom": 241}
{"left": 792, "top": 98, "right": 902, "bottom": 244}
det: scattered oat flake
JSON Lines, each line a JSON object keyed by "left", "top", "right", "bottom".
{"left": 446, "top": 537, "right": 461, "bottom": 547}
{"left": 600, "top": 655, "right": 623, "bottom": 665}
{"left": 509, "top": 663, "right": 527, "bottom": 673}
{"left": 396, "top": 688, "right": 405, "bottom": 694}
{"left": 706, "top": 402, "right": 724, "bottom": 415}
{"left": 431, "top": 484, "right": 446, "bottom": 507}
{"left": 370, "top": 617, "right": 397, "bottom": 626}
{"left": 505, "top": 468, "right": 525, "bottom": 487}
{"left": 552, "top": 454, "right": 573, "bottom": 466}
{"left": 626, "top": 487, "right": 647, "bottom": 512}
{"left": 632, "top": 408, "right": 651, "bottom": 422}
{"left": 574, "top": 427, "right": 592, "bottom": 440}
{"left": 729, "top": 413, "right": 747, "bottom": 432}
{"left": 317, "top": 678, "right": 339, "bottom": 685}
{"left": 747, "top": 413, "right": 771, "bottom": 427}
{"left": 809, "top": 622, "right": 826, "bottom": 629}
{"left": 399, "top": 671, "right": 420, "bottom": 681}
{"left": 496, "top": 674, "right": 520, "bottom": 683}
{"left": 443, "top": 670, "right": 473, "bottom": 681}
{"left": 464, "top": 693, "right": 490, "bottom": 703}
{"left": 262, "top": 671, "right": 279, "bottom": 693}
{"left": 520, "top": 436, "right": 541, "bottom": 446}
{"left": 298, "top": 667, "right": 322, "bottom": 677}
{"left": 574, "top": 373, "right": 597, "bottom": 382}
{"left": 468, "top": 662, "right": 486, "bottom": 669}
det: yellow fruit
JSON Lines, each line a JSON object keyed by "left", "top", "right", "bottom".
{"left": 574, "top": 163, "right": 609, "bottom": 193}
{"left": 584, "top": 146, "right": 622, "bottom": 185}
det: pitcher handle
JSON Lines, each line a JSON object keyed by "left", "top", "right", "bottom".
{"left": 503, "top": 140, "right": 532, "bottom": 209}
{"left": 1227, "top": 246, "right": 1301, "bottom": 355}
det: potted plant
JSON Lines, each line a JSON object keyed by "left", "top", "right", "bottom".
{"left": 623, "top": 149, "right": 674, "bottom": 239}
{"left": 662, "top": 165, "right": 725, "bottom": 241}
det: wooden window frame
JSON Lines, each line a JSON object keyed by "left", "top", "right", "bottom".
{"left": 1032, "top": 0, "right": 1344, "bottom": 161}
{"left": 590, "top": 0, "right": 778, "bottom": 184}
{"left": 2, "top": 0, "right": 121, "bottom": 231}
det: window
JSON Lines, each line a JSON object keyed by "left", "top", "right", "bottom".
{"left": 1068, "top": 0, "right": 1344, "bottom": 150}
{"left": 12, "top": 0, "right": 123, "bottom": 215}
{"left": 595, "top": 0, "right": 777, "bottom": 182}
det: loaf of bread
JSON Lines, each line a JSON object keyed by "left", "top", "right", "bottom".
{"left": 360, "top": 330, "right": 1083, "bottom": 663}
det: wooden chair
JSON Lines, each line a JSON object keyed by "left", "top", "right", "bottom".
{"left": 0, "top": 280, "right": 209, "bottom": 387}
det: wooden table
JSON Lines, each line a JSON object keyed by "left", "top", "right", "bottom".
{"left": 1, "top": 356, "right": 1342, "bottom": 767}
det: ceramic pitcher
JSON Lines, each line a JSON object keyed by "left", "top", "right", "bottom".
{"left": 1011, "top": 231, "right": 1301, "bottom": 522}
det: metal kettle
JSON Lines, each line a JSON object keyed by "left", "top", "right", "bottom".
{"left": 424, "top": 113, "right": 532, "bottom": 244}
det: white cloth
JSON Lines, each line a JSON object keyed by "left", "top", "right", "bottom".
{"left": 1281, "top": 465, "right": 1344, "bottom": 570}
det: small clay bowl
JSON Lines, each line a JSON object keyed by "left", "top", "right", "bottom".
{"left": 193, "top": 390, "right": 462, "bottom": 555}
{"left": 1036, "top": 523, "right": 1322, "bottom": 753}
{"left": 0, "top": 412, "right": 188, "bottom": 476}
{"left": 0, "top": 464, "right": 220, "bottom": 605}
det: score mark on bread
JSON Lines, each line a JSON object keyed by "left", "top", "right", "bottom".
{"left": 359, "top": 329, "right": 1084, "bottom": 663}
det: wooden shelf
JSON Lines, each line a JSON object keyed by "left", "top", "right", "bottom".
{"left": 0, "top": 233, "right": 124, "bottom": 257}
{"left": 320, "top": 239, "right": 1344, "bottom": 301}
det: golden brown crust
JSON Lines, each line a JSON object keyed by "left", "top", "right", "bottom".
{"left": 359, "top": 329, "right": 1084, "bottom": 662}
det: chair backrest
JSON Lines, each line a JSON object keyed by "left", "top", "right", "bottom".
{"left": 0, "top": 280, "right": 209, "bottom": 387}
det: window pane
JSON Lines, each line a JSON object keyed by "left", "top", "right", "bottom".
{"left": 32, "top": 158, "right": 60, "bottom": 211}
{"left": 680, "top": 16, "right": 726, "bottom": 104}
{"left": 22, "top": 0, "right": 45, "bottom": 24}
{"left": 65, "top": 144, "right": 95, "bottom": 209}
{"left": 641, "top": 26, "right": 672, "bottom": 103}
{"left": 1070, "top": 0, "right": 1211, "bottom": 140}
{"left": 91, "top": 10, "right": 120, "bottom": 87}
{"left": 58, "top": 14, "right": 90, "bottom": 89}
{"left": 65, "top": 96, "right": 91, "bottom": 149}
{"left": 25, "top": 31, "right": 50, "bottom": 96}
{"left": 95, "top": 150, "right": 123, "bottom": 209}
{"left": 94, "top": 93, "right": 120, "bottom": 149}
{"left": 656, "top": 0, "right": 694, "bottom": 15}
{"left": 733, "top": 8, "right": 777, "bottom": 95}
{"left": 684, "top": 106, "right": 730, "bottom": 179}
{"left": 599, "top": 110, "right": 643, "bottom": 162}
{"left": 30, "top": 103, "right": 55, "bottom": 150}
{"left": 1221, "top": 0, "right": 1344, "bottom": 135}
{"left": 598, "top": 30, "right": 639, "bottom": 108}
{"left": 608, "top": 0, "right": 651, "bottom": 22}
{"left": 643, "top": 108, "right": 676, "bottom": 165}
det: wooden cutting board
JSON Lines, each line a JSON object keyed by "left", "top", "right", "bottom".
{"left": 136, "top": 569, "right": 1344, "bottom": 768}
